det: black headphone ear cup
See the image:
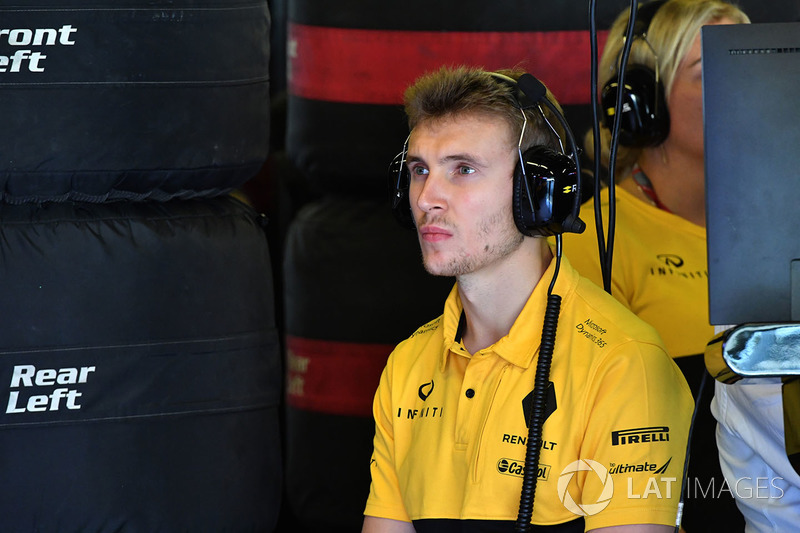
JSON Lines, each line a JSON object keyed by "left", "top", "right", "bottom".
{"left": 601, "top": 65, "right": 670, "bottom": 147}
{"left": 513, "top": 146, "right": 582, "bottom": 236}
{"left": 389, "top": 152, "right": 415, "bottom": 229}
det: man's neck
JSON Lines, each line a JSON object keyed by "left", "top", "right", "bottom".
{"left": 456, "top": 240, "right": 552, "bottom": 354}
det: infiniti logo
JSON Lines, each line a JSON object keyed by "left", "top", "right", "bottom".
{"left": 418, "top": 380, "right": 434, "bottom": 401}
{"left": 656, "top": 254, "right": 683, "bottom": 268}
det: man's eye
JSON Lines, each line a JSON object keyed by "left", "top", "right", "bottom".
{"left": 458, "top": 166, "right": 476, "bottom": 175}
{"left": 412, "top": 166, "right": 428, "bottom": 176}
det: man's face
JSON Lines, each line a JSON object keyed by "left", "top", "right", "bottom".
{"left": 406, "top": 112, "right": 524, "bottom": 277}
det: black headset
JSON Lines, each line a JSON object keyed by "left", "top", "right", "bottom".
{"left": 391, "top": 71, "right": 585, "bottom": 237}
{"left": 601, "top": 0, "right": 670, "bottom": 147}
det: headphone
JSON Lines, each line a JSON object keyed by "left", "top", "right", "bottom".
{"left": 390, "top": 71, "right": 585, "bottom": 237}
{"left": 600, "top": 0, "right": 670, "bottom": 147}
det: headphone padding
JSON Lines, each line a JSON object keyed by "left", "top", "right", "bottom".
{"left": 513, "top": 146, "right": 581, "bottom": 237}
{"left": 601, "top": 65, "right": 670, "bottom": 147}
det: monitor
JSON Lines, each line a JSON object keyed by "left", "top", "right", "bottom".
{"left": 703, "top": 21, "right": 800, "bottom": 325}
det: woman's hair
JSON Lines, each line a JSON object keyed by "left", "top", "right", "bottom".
{"left": 588, "top": 0, "right": 750, "bottom": 176}
{"left": 403, "top": 65, "right": 566, "bottom": 154}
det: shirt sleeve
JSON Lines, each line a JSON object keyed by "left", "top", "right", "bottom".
{"left": 363, "top": 354, "right": 412, "bottom": 522}
{"left": 579, "top": 341, "right": 694, "bottom": 530}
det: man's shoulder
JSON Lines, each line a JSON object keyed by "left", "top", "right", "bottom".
{"left": 383, "top": 315, "right": 447, "bottom": 388}
{"left": 567, "top": 273, "right": 665, "bottom": 348}
{"left": 390, "top": 315, "right": 445, "bottom": 361}
{"left": 564, "top": 272, "right": 693, "bottom": 397}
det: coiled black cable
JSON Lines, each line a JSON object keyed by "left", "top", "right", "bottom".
{"left": 514, "top": 0, "right": 638, "bottom": 522}
{"left": 514, "top": 237, "right": 563, "bottom": 532}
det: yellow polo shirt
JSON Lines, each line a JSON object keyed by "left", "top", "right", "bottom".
{"left": 364, "top": 256, "right": 693, "bottom": 530}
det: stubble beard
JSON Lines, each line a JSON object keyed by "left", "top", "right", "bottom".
{"left": 421, "top": 207, "right": 524, "bottom": 277}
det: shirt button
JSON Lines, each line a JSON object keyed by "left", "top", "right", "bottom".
{"left": 465, "top": 388, "right": 475, "bottom": 399}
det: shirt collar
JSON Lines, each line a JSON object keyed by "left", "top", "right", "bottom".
{"left": 439, "top": 254, "right": 580, "bottom": 370}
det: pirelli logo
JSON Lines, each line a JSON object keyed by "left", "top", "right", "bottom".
{"left": 611, "top": 426, "right": 670, "bottom": 446}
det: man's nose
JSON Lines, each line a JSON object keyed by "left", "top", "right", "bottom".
{"left": 414, "top": 170, "right": 446, "bottom": 214}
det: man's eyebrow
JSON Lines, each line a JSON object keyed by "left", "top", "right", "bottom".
{"left": 406, "top": 153, "right": 486, "bottom": 167}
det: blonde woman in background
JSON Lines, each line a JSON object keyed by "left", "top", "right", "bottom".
{"left": 561, "top": 1, "right": 752, "bottom": 531}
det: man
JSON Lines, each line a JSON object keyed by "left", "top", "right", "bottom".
{"left": 363, "top": 66, "right": 693, "bottom": 532}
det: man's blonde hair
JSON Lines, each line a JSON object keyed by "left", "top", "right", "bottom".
{"left": 404, "top": 65, "right": 566, "bottom": 153}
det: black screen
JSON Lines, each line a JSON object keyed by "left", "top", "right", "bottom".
{"left": 703, "top": 22, "right": 800, "bottom": 324}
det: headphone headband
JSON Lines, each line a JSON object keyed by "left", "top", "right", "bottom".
{"left": 631, "top": 0, "right": 668, "bottom": 38}
{"left": 488, "top": 72, "right": 545, "bottom": 111}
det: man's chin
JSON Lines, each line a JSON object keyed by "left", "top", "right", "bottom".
{"left": 422, "top": 259, "right": 445, "bottom": 277}
{"left": 423, "top": 259, "right": 464, "bottom": 278}
{"left": 424, "top": 265, "right": 447, "bottom": 277}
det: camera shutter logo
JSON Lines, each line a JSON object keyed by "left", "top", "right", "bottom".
{"left": 557, "top": 459, "right": 614, "bottom": 516}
